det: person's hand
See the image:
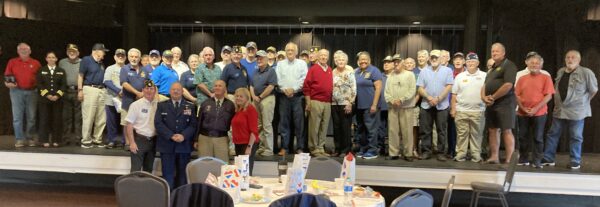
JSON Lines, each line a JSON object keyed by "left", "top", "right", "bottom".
{"left": 4, "top": 82, "right": 17, "bottom": 88}
{"left": 483, "top": 95, "right": 495, "bottom": 106}
{"left": 526, "top": 107, "right": 537, "bottom": 117}
{"left": 305, "top": 102, "right": 311, "bottom": 112}
{"left": 344, "top": 104, "right": 352, "bottom": 114}
{"left": 119, "top": 91, "right": 123, "bottom": 97}
{"left": 370, "top": 105, "right": 377, "bottom": 114}
{"left": 429, "top": 97, "right": 439, "bottom": 106}
{"left": 129, "top": 142, "right": 139, "bottom": 154}
{"left": 393, "top": 100, "right": 402, "bottom": 107}
{"left": 78, "top": 90, "right": 84, "bottom": 102}
{"left": 245, "top": 145, "right": 252, "bottom": 155}
{"left": 136, "top": 91, "right": 143, "bottom": 99}
{"left": 193, "top": 142, "right": 198, "bottom": 149}
{"left": 450, "top": 109, "right": 456, "bottom": 118}
{"left": 209, "top": 93, "right": 215, "bottom": 98}
{"left": 253, "top": 95, "right": 261, "bottom": 102}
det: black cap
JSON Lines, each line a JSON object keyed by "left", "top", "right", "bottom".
{"left": 452, "top": 52, "right": 465, "bottom": 59}
{"left": 221, "top": 45, "right": 232, "bottom": 53}
{"left": 92, "top": 43, "right": 109, "bottom": 52}
{"left": 144, "top": 79, "right": 155, "bottom": 88}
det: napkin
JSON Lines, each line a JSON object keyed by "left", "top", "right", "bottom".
{"left": 285, "top": 167, "right": 305, "bottom": 195}
{"left": 340, "top": 152, "right": 356, "bottom": 183}
{"left": 291, "top": 153, "right": 311, "bottom": 179}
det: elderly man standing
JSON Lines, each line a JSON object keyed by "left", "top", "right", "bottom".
{"left": 543, "top": 50, "right": 597, "bottom": 169}
{"left": 276, "top": 42, "right": 308, "bottom": 155}
{"left": 303, "top": 49, "right": 333, "bottom": 157}
{"left": 151, "top": 50, "right": 178, "bottom": 97}
{"left": 103, "top": 48, "right": 126, "bottom": 149}
{"left": 451, "top": 53, "right": 486, "bottom": 163}
{"left": 215, "top": 46, "right": 232, "bottom": 70}
{"left": 194, "top": 47, "right": 222, "bottom": 105}
{"left": 221, "top": 46, "right": 250, "bottom": 101}
{"left": 251, "top": 50, "right": 278, "bottom": 157}
{"left": 196, "top": 80, "right": 236, "bottom": 162}
{"left": 482, "top": 43, "right": 518, "bottom": 164}
{"left": 171, "top": 47, "right": 189, "bottom": 79}
{"left": 514, "top": 52, "right": 554, "bottom": 168}
{"left": 59, "top": 44, "right": 82, "bottom": 146}
{"left": 143, "top": 50, "right": 161, "bottom": 78}
{"left": 4, "top": 43, "right": 41, "bottom": 147}
{"left": 155, "top": 82, "right": 197, "bottom": 189}
{"left": 119, "top": 48, "right": 147, "bottom": 150}
{"left": 241, "top": 42, "right": 258, "bottom": 81}
{"left": 125, "top": 80, "right": 158, "bottom": 173}
{"left": 266, "top": 46, "right": 278, "bottom": 68}
{"left": 417, "top": 49, "right": 454, "bottom": 161}
{"left": 79, "top": 43, "right": 109, "bottom": 148}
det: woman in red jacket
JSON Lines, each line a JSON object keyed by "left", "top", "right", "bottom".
{"left": 232, "top": 87, "right": 260, "bottom": 175}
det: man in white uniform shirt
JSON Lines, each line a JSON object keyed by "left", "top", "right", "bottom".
{"left": 126, "top": 80, "right": 158, "bottom": 173}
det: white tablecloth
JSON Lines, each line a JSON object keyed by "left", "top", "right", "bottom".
{"left": 234, "top": 177, "right": 385, "bottom": 207}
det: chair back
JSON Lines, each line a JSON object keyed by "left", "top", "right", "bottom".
{"left": 440, "top": 175, "right": 455, "bottom": 207}
{"left": 390, "top": 189, "right": 434, "bottom": 207}
{"left": 186, "top": 156, "right": 227, "bottom": 183}
{"left": 171, "top": 183, "right": 234, "bottom": 207}
{"left": 114, "top": 171, "right": 169, "bottom": 207}
{"left": 305, "top": 157, "right": 342, "bottom": 181}
{"left": 504, "top": 151, "right": 519, "bottom": 192}
{"left": 268, "top": 193, "right": 336, "bottom": 207}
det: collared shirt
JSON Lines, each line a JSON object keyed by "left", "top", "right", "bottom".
{"left": 276, "top": 58, "right": 307, "bottom": 94}
{"left": 58, "top": 58, "right": 81, "bottom": 86}
{"left": 172, "top": 61, "right": 190, "bottom": 79}
{"left": 241, "top": 58, "right": 258, "bottom": 81}
{"left": 379, "top": 73, "right": 389, "bottom": 110}
{"left": 220, "top": 63, "right": 249, "bottom": 93}
{"left": 452, "top": 69, "right": 487, "bottom": 112}
{"left": 194, "top": 63, "right": 222, "bottom": 105}
{"left": 303, "top": 64, "right": 333, "bottom": 102}
{"left": 151, "top": 64, "right": 179, "bottom": 95}
{"left": 180, "top": 70, "right": 197, "bottom": 98}
{"left": 484, "top": 58, "right": 518, "bottom": 105}
{"left": 553, "top": 66, "right": 598, "bottom": 120}
{"left": 142, "top": 64, "right": 159, "bottom": 79}
{"left": 252, "top": 66, "right": 277, "bottom": 97}
{"left": 198, "top": 97, "right": 236, "bottom": 136}
{"left": 355, "top": 65, "right": 383, "bottom": 109}
{"left": 4, "top": 57, "right": 41, "bottom": 90}
{"left": 79, "top": 55, "right": 105, "bottom": 85}
{"left": 103, "top": 64, "right": 123, "bottom": 106}
{"left": 120, "top": 64, "right": 150, "bottom": 110}
{"left": 407, "top": 68, "right": 421, "bottom": 107}
{"left": 37, "top": 65, "right": 67, "bottom": 99}
{"left": 417, "top": 65, "right": 454, "bottom": 110}
{"left": 332, "top": 65, "right": 356, "bottom": 105}
{"left": 515, "top": 72, "right": 554, "bottom": 116}
{"left": 125, "top": 97, "right": 158, "bottom": 137}
{"left": 515, "top": 68, "right": 551, "bottom": 88}
{"left": 385, "top": 70, "right": 417, "bottom": 109}
{"left": 215, "top": 61, "right": 227, "bottom": 71}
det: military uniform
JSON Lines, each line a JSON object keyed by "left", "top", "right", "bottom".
{"left": 155, "top": 99, "right": 197, "bottom": 190}
{"left": 37, "top": 65, "right": 67, "bottom": 145}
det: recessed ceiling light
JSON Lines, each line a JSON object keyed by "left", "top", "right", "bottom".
{"left": 66, "top": 0, "right": 84, "bottom": 3}
{"left": 194, "top": 21, "right": 202, "bottom": 24}
{"left": 301, "top": 21, "right": 310, "bottom": 25}
{"left": 412, "top": 21, "right": 421, "bottom": 25}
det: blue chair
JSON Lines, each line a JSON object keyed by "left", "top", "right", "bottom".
{"left": 186, "top": 156, "right": 227, "bottom": 184}
{"left": 114, "top": 171, "right": 169, "bottom": 207}
{"left": 390, "top": 189, "right": 434, "bottom": 207}
{"left": 269, "top": 193, "right": 337, "bottom": 207}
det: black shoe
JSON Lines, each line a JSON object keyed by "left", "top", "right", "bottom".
{"left": 531, "top": 162, "right": 543, "bottom": 169}
{"left": 568, "top": 162, "right": 581, "bottom": 170}
{"left": 517, "top": 157, "right": 530, "bottom": 166}
{"left": 404, "top": 156, "right": 415, "bottom": 162}
{"left": 106, "top": 142, "right": 115, "bottom": 149}
{"left": 94, "top": 143, "right": 106, "bottom": 148}
{"left": 81, "top": 143, "right": 93, "bottom": 149}
{"left": 387, "top": 156, "right": 400, "bottom": 160}
{"left": 437, "top": 154, "right": 448, "bottom": 161}
{"left": 541, "top": 159, "right": 556, "bottom": 166}
{"left": 419, "top": 153, "right": 431, "bottom": 160}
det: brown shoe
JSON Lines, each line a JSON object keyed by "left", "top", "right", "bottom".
{"left": 278, "top": 149, "right": 286, "bottom": 156}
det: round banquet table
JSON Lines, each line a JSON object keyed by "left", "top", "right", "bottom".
{"left": 234, "top": 177, "right": 385, "bottom": 207}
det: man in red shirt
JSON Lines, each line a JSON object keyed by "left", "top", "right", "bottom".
{"left": 515, "top": 53, "right": 554, "bottom": 168}
{"left": 4, "top": 43, "right": 41, "bottom": 147}
{"left": 303, "top": 49, "right": 333, "bottom": 157}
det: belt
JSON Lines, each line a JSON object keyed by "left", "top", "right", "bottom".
{"left": 200, "top": 131, "right": 228, "bottom": 137}
{"left": 134, "top": 132, "right": 155, "bottom": 140}
{"left": 84, "top": 84, "right": 105, "bottom": 89}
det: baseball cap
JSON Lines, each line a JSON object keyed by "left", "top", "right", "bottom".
{"left": 92, "top": 43, "right": 109, "bottom": 52}
{"left": 525, "top": 51, "right": 539, "bottom": 60}
{"left": 310, "top": 46, "right": 320, "bottom": 53}
{"left": 383, "top": 55, "right": 393, "bottom": 62}
{"left": 115, "top": 48, "right": 126, "bottom": 56}
{"left": 233, "top": 45, "right": 243, "bottom": 53}
{"left": 430, "top": 49, "right": 441, "bottom": 57}
{"left": 266, "top": 46, "right": 277, "bottom": 53}
{"left": 392, "top": 54, "right": 402, "bottom": 61}
{"left": 453, "top": 52, "right": 465, "bottom": 59}
{"left": 277, "top": 51, "right": 286, "bottom": 57}
{"left": 221, "top": 45, "right": 232, "bottom": 53}
{"left": 144, "top": 79, "right": 155, "bottom": 88}
{"left": 255, "top": 50, "right": 268, "bottom": 58}
{"left": 466, "top": 52, "right": 479, "bottom": 61}
{"left": 162, "top": 50, "right": 174, "bottom": 58}
{"left": 300, "top": 50, "right": 309, "bottom": 56}
{"left": 66, "top": 44, "right": 79, "bottom": 52}
{"left": 149, "top": 49, "right": 160, "bottom": 56}
{"left": 245, "top": 41, "right": 257, "bottom": 49}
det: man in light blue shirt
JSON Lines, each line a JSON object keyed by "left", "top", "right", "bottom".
{"left": 416, "top": 49, "right": 454, "bottom": 161}
{"left": 275, "top": 42, "right": 308, "bottom": 155}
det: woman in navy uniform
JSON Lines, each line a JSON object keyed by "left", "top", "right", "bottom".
{"left": 155, "top": 82, "right": 197, "bottom": 190}
{"left": 37, "top": 51, "right": 67, "bottom": 147}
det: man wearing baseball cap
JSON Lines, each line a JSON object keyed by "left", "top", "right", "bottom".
{"left": 251, "top": 50, "right": 278, "bottom": 156}
{"left": 451, "top": 52, "right": 486, "bottom": 163}
{"left": 221, "top": 45, "right": 250, "bottom": 101}
{"left": 79, "top": 43, "right": 109, "bottom": 148}
{"left": 151, "top": 50, "right": 179, "bottom": 97}
{"left": 103, "top": 48, "right": 127, "bottom": 149}
{"left": 266, "top": 46, "right": 277, "bottom": 68}
{"left": 215, "top": 45, "right": 232, "bottom": 70}
{"left": 59, "top": 43, "right": 82, "bottom": 145}
{"left": 125, "top": 79, "right": 159, "bottom": 173}
{"left": 379, "top": 55, "right": 394, "bottom": 156}
{"left": 143, "top": 50, "right": 161, "bottom": 78}
{"left": 308, "top": 46, "right": 320, "bottom": 68}
{"left": 241, "top": 41, "right": 258, "bottom": 81}
{"left": 447, "top": 52, "right": 466, "bottom": 158}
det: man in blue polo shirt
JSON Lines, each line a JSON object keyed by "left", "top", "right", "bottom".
{"left": 241, "top": 41, "right": 258, "bottom": 81}
{"left": 251, "top": 50, "right": 278, "bottom": 157}
{"left": 79, "top": 43, "right": 109, "bottom": 148}
{"left": 221, "top": 45, "right": 250, "bottom": 100}
{"left": 151, "top": 50, "right": 178, "bottom": 97}
{"left": 119, "top": 48, "right": 150, "bottom": 149}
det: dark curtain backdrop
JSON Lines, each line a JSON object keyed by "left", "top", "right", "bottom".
{"left": 149, "top": 27, "right": 463, "bottom": 69}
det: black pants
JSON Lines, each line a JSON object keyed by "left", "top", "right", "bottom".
{"left": 130, "top": 134, "right": 156, "bottom": 173}
{"left": 234, "top": 142, "right": 260, "bottom": 176}
{"left": 518, "top": 115, "right": 547, "bottom": 164}
{"left": 331, "top": 105, "right": 352, "bottom": 154}
{"left": 62, "top": 90, "right": 82, "bottom": 143}
{"left": 419, "top": 108, "right": 449, "bottom": 154}
{"left": 38, "top": 99, "right": 63, "bottom": 143}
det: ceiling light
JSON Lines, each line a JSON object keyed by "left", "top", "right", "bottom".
{"left": 301, "top": 21, "right": 310, "bottom": 25}
{"left": 412, "top": 21, "right": 421, "bottom": 25}
{"left": 194, "top": 21, "right": 202, "bottom": 24}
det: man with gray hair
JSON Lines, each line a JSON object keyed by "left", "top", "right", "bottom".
{"left": 171, "top": 46, "right": 190, "bottom": 79}
{"left": 79, "top": 43, "right": 109, "bottom": 148}
{"left": 543, "top": 50, "right": 597, "bottom": 169}
{"left": 103, "top": 48, "right": 126, "bottom": 149}
{"left": 119, "top": 48, "right": 147, "bottom": 149}
{"left": 303, "top": 49, "right": 333, "bottom": 157}
{"left": 59, "top": 44, "right": 82, "bottom": 146}
{"left": 195, "top": 47, "right": 222, "bottom": 105}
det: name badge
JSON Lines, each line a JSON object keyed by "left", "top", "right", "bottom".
{"left": 56, "top": 72, "right": 64, "bottom": 75}
{"left": 234, "top": 73, "right": 240, "bottom": 78}
{"left": 161, "top": 112, "right": 168, "bottom": 115}
{"left": 142, "top": 109, "right": 148, "bottom": 113}
{"left": 42, "top": 71, "right": 48, "bottom": 75}
{"left": 129, "top": 72, "right": 135, "bottom": 76}
{"left": 364, "top": 72, "right": 371, "bottom": 79}
{"left": 206, "top": 105, "right": 211, "bottom": 112}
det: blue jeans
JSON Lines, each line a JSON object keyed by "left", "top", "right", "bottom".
{"left": 105, "top": 105, "right": 123, "bottom": 143}
{"left": 356, "top": 109, "right": 380, "bottom": 154}
{"left": 9, "top": 88, "right": 37, "bottom": 140}
{"left": 378, "top": 110, "right": 388, "bottom": 154}
{"left": 518, "top": 115, "right": 546, "bottom": 164}
{"left": 278, "top": 94, "right": 305, "bottom": 152}
{"left": 543, "top": 118, "right": 585, "bottom": 164}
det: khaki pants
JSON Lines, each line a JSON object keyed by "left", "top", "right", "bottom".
{"left": 455, "top": 111, "right": 484, "bottom": 160}
{"left": 257, "top": 95, "right": 276, "bottom": 156}
{"left": 197, "top": 134, "right": 230, "bottom": 163}
{"left": 388, "top": 107, "right": 414, "bottom": 157}
{"left": 308, "top": 100, "right": 331, "bottom": 154}
{"left": 119, "top": 109, "right": 128, "bottom": 126}
{"left": 81, "top": 86, "right": 106, "bottom": 144}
